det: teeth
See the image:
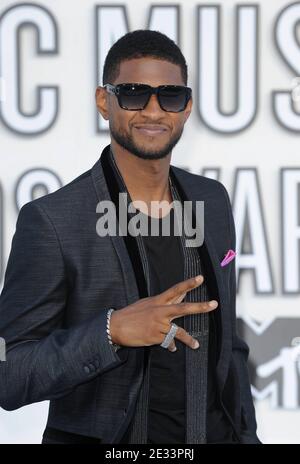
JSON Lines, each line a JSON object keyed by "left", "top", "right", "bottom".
{"left": 138, "top": 128, "right": 164, "bottom": 131}
{"left": 136, "top": 126, "right": 165, "bottom": 130}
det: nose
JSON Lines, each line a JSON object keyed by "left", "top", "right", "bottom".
{"left": 141, "top": 93, "right": 164, "bottom": 114}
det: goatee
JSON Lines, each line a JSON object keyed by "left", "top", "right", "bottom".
{"left": 109, "top": 123, "right": 184, "bottom": 160}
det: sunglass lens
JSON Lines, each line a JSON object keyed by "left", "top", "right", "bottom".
{"left": 159, "top": 86, "right": 189, "bottom": 112}
{"left": 119, "top": 84, "right": 150, "bottom": 110}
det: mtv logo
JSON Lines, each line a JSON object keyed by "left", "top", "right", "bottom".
{"left": 237, "top": 317, "right": 300, "bottom": 410}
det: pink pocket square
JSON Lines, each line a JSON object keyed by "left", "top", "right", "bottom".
{"left": 220, "top": 249, "right": 236, "bottom": 267}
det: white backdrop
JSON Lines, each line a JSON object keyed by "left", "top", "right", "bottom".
{"left": 0, "top": 0, "right": 300, "bottom": 444}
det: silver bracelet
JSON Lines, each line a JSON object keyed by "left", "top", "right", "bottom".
{"left": 106, "top": 308, "right": 121, "bottom": 352}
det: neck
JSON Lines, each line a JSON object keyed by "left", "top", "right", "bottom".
{"left": 110, "top": 140, "right": 173, "bottom": 212}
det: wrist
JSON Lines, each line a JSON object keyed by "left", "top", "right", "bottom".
{"left": 106, "top": 308, "right": 121, "bottom": 352}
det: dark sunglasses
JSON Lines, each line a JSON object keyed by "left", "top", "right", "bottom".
{"left": 103, "top": 83, "right": 192, "bottom": 112}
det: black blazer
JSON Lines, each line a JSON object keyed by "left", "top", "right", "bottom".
{"left": 0, "top": 144, "right": 260, "bottom": 444}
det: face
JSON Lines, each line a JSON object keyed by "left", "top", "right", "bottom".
{"left": 96, "top": 57, "right": 192, "bottom": 160}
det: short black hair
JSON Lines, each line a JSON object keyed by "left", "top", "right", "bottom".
{"left": 102, "top": 29, "right": 188, "bottom": 86}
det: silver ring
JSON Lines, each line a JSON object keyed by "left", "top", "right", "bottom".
{"left": 160, "top": 322, "right": 179, "bottom": 349}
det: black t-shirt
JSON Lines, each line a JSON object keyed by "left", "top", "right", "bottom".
{"left": 120, "top": 207, "right": 235, "bottom": 444}
{"left": 143, "top": 207, "right": 186, "bottom": 444}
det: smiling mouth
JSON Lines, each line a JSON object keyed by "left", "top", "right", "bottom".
{"left": 134, "top": 126, "right": 167, "bottom": 136}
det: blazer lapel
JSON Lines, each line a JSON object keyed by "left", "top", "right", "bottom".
{"left": 91, "top": 144, "right": 144, "bottom": 306}
{"left": 169, "top": 166, "right": 232, "bottom": 390}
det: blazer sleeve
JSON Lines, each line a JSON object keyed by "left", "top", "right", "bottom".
{"left": 0, "top": 201, "right": 124, "bottom": 411}
{"left": 220, "top": 183, "right": 262, "bottom": 444}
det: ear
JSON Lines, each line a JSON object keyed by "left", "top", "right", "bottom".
{"left": 184, "top": 97, "right": 193, "bottom": 122}
{"left": 95, "top": 86, "right": 109, "bottom": 120}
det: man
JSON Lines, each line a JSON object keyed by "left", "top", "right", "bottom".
{"left": 0, "top": 30, "right": 260, "bottom": 444}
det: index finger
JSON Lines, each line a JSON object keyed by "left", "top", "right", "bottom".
{"left": 159, "top": 275, "right": 204, "bottom": 304}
